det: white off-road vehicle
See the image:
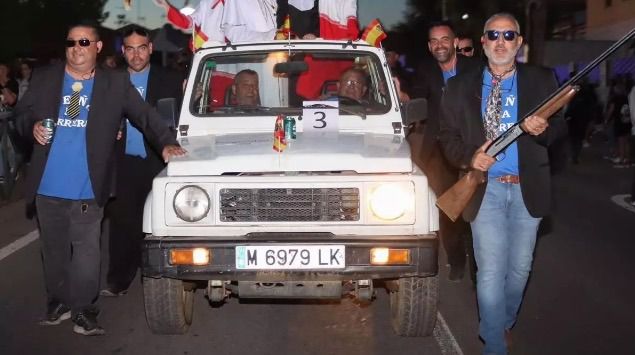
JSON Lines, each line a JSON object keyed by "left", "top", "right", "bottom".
{"left": 141, "top": 39, "right": 439, "bottom": 337}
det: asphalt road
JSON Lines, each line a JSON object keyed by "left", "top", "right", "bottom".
{"left": 1, "top": 139, "right": 634, "bottom": 355}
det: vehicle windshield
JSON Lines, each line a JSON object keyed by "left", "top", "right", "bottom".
{"left": 190, "top": 49, "right": 392, "bottom": 117}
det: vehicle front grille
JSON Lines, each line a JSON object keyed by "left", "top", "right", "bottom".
{"left": 219, "top": 188, "right": 360, "bottom": 222}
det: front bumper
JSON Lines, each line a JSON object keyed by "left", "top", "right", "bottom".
{"left": 142, "top": 233, "right": 438, "bottom": 281}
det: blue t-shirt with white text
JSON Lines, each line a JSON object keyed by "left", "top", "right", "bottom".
{"left": 125, "top": 68, "right": 150, "bottom": 158}
{"left": 481, "top": 69, "right": 519, "bottom": 178}
{"left": 38, "top": 73, "right": 95, "bottom": 199}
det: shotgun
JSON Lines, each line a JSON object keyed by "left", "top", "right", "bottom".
{"left": 436, "top": 27, "right": 635, "bottom": 222}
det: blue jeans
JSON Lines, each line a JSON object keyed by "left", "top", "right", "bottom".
{"left": 471, "top": 179, "right": 541, "bottom": 355}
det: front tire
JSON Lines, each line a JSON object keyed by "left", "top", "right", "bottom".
{"left": 390, "top": 275, "right": 438, "bottom": 337}
{"left": 143, "top": 277, "right": 194, "bottom": 334}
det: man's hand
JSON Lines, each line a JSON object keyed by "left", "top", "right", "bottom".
{"left": 33, "top": 120, "right": 49, "bottom": 146}
{"left": 162, "top": 144, "right": 187, "bottom": 163}
{"left": 470, "top": 140, "right": 495, "bottom": 172}
{"left": 521, "top": 115, "right": 549, "bottom": 136}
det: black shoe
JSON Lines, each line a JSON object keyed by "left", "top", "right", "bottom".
{"left": 448, "top": 264, "right": 465, "bottom": 282}
{"left": 39, "top": 302, "right": 71, "bottom": 326}
{"left": 72, "top": 311, "right": 105, "bottom": 336}
{"left": 99, "top": 287, "right": 128, "bottom": 297}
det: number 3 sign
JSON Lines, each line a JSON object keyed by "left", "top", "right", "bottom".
{"left": 302, "top": 101, "right": 339, "bottom": 132}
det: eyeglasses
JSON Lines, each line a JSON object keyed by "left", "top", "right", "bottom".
{"left": 65, "top": 38, "right": 96, "bottom": 48}
{"left": 343, "top": 80, "right": 364, "bottom": 88}
{"left": 457, "top": 46, "right": 474, "bottom": 53}
{"left": 484, "top": 30, "right": 519, "bottom": 41}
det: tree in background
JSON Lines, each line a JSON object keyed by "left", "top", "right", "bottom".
{"left": 0, "top": 0, "right": 108, "bottom": 61}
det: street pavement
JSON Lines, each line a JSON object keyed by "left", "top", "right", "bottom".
{"left": 0, "top": 138, "right": 634, "bottom": 355}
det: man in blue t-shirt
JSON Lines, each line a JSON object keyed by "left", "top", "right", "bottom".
{"left": 412, "top": 21, "right": 479, "bottom": 283}
{"left": 15, "top": 22, "right": 186, "bottom": 336}
{"left": 101, "top": 26, "right": 183, "bottom": 298}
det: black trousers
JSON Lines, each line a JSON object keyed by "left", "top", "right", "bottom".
{"left": 104, "top": 154, "right": 163, "bottom": 290}
{"left": 36, "top": 195, "right": 103, "bottom": 316}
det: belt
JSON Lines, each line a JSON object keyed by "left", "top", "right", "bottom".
{"left": 495, "top": 175, "right": 520, "bottom": 184}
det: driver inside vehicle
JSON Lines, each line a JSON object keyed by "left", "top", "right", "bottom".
{"left": 336, "top": 68, "right": 368, "bottom": 102}
{"left": 231, "top": 69, "right": 260, "bottom": 106}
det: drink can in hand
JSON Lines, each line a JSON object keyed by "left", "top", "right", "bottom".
{"left": 42, "top": 118, "right": 56, "bottom": 144}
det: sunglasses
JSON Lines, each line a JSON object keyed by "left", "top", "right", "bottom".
{"left": 65, "top": 38, "right": 96, "bottom": 48}
{"left": 457, "top": 46, "right": 474, "bottom": 53}
{"left": 484, "top": 30, "right": 519, "bottom": 41}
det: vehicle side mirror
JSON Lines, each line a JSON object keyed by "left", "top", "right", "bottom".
{"left": 401, "top": 98, "right": 427, "bottom": 126}
{"left": 274, "top": 62, "right": 309, "bottom": 75}
{"left": 157, "top": 98, "right": 178, "bottom": 129}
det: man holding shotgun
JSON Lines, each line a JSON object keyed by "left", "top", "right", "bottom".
{"left": 438, "top": 13, "right": 566, "bottom": 354}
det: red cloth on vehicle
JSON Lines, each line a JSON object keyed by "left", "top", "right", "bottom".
{"left": 296, "top": 56, "right": 353, "bottom": 99}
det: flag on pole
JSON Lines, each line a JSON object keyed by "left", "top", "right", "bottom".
{"left": 123, "top": 0, "right": 132, "bottom": 11}
{"left": 282, "top": 14, "right": 292, "bottom": 38}
{"left": 192, "top": 24, "right": 210, "bottom": 50}
{"left": 361, "top": 19, "right": 387, "bottom": 47}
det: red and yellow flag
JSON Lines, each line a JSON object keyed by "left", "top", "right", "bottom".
{"left": 282, "top": 15, "right": 291, "bottom": 38}
{"left": 192, "top": 24, "right": 209, "bottom": 50}
{"left": 361, "top": 19, "right": 387, "bottom": 47}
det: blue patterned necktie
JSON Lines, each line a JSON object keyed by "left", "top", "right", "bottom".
{"left": 483, "top": 76, "right": 502, "bottom": 140}
{"left": 483, "top": 66, "right": 515, "bottom": 140}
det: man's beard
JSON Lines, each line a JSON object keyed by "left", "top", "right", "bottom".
{"left": 484, "top": 46, "right": 517, "bottom": 67}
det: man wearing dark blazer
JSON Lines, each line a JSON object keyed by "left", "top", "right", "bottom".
{"left": 15, "top": 22, "right": 186, "bottom": 336}
{"left": 411, "top": 21, "right": 479, "bottom": 281}
{"left": 439, "top": 13, "right": 566, "bottom": 354}
{"left": 101, "top": 26, "right": 184, "bottom": 298}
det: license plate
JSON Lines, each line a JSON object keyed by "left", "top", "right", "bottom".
{"left": 235, "top": 245, "right": 345, "bottom": 270}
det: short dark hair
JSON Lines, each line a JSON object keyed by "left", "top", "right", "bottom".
{"left": 427, "top": 20, "right": 456, "bottom": 40}
{"left": 234, "top": 69, "right": 258, "bottom": 82}
{"left": 67, "top": 20, "right": 101, "bottom": 41}
{"left": 122, "top": 25, "right": 150, "bottom": 40}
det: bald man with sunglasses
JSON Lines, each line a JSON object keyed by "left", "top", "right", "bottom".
{"left": 14, "top": 22, "right": 186, "bottom": 336}
{"left": 438, "top": 13, "right": 566, "bottom": 354}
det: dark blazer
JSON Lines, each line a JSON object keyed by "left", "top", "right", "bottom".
{"left": 15, "top": 62, "right": 178, "bottom": 206}
{"left": 409, "top": 55, "right": 480, "bottom": 195}
{"left": 120, "top": 65, "right": 184, "bottom": 169}
{"left": 438, "top": 63, "right": 567, "bottom": 221}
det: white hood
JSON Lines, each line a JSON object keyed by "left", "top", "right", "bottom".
{"left": 168, "top": 132, "right": 412, "bottom": 176}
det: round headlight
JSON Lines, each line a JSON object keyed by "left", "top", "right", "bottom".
{"left": 369, "top": 184, "right": 410, "bottom": 220}
{"left": 173, "top": 185, "right": 210, "bottom": 222}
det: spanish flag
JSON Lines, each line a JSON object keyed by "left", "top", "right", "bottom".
{"left": 361, "top": 19, "right": 387, "bottom": 47}
{"left": 276, "top": 14, "right": 292, "bottom": 40}
{"left": 282, "top": 14, "right": 291, "bottom": 38}
{"left": 192, "top": 24, "right": 209, "bottom": 51}
{"left": 123, "top": 0, "right": 132, "bottom": 11}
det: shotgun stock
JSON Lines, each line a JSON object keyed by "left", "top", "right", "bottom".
{"left": 435, "top": 170, "right": 484, "bottom": 222}
{"left": 436, "top": 85, "right": 578, "bottom": 222}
